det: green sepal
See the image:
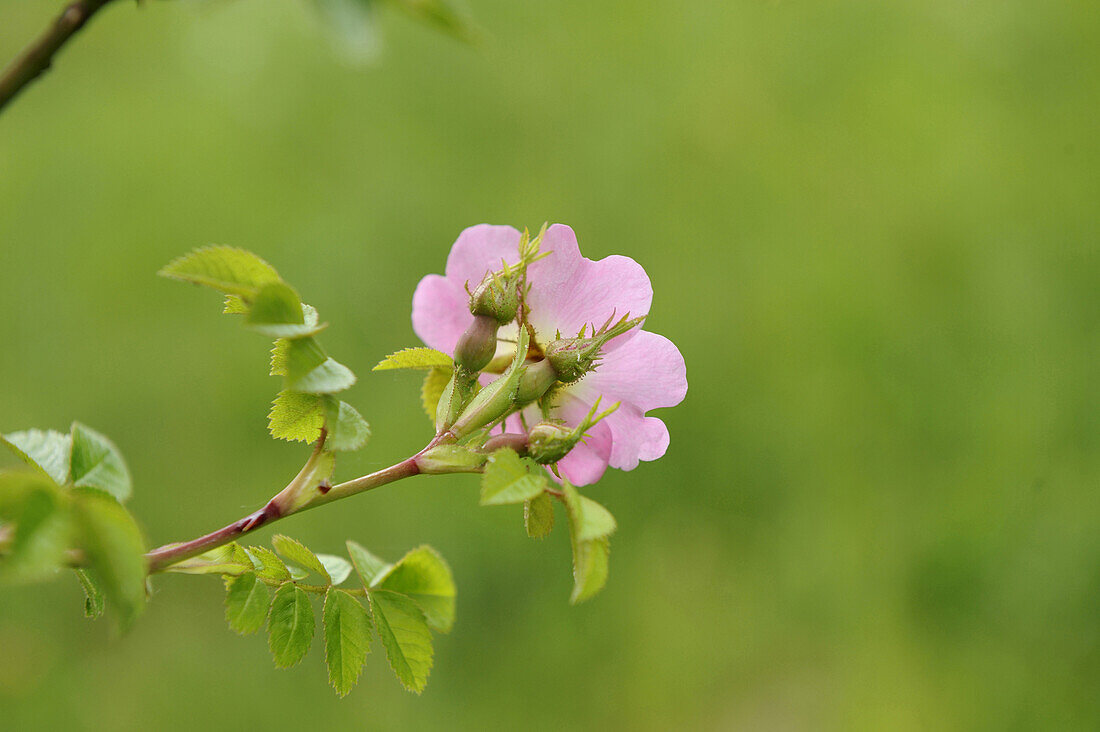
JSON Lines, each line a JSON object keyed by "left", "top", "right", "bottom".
{"left": 268, "top": 583, "right": 315, "bottom": 668}
{"left": 480, "top": 448, "right": 547, "bottom": 506}
{"left": 323, "top": 588, "right": 372, "bottom": 697}
{"left": 69, "top": 422, "right": 132, "bottom": 503}
{"left": 1, "top": 429, "right": 71, "bottom": 486}
{"left": 272, "top": 534, "right": 332, "bottom": 583}
{"left": 373, "top": 347, "right": 453, "bottom": 371}
{"left": 524, "top": 492, "right": 554, "bottom": 539}
{"left": 369, "top": 589, "right": 433, "bottom": 694}
{"left": 225, "top": 571, "right": 271, "bottom": 635}
{"left": 158, "top": 246, "right": 281, "bottom": 298}
{"left": 375, "top": 545, "right": 456, "bottom": 634}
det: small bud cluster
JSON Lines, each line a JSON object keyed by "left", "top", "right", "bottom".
{"left": 431, "top": 228, "right": 644, "bottom": 473}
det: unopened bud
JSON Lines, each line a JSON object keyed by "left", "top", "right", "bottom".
{"left": 545, "top": 313, "right": 645, "bottom": 382}
{"left": 449, "top": 327, "right": 530, "bottom": 439}
{"left": 435, "top": 366, "right": 480, "bottom": 433}
{"left": 454, "top": 314, "right": 499, "bottom": 372}
{"left": 527, "top": 398, "right": 619, "bottom": 465}
{"left": 514, "top": 358, "right": 557, "bottom": 407}
{"left": 469, "top": 271, "right": 520, "bottom": 325}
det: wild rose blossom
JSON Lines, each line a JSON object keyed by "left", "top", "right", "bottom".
{"left": 412, "top": 224, "right": 687, "bottom": 486}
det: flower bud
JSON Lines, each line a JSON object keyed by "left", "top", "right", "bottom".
{"left": 415, "top": 445, "right": 487, "bottom": 474}
{"left": 526, "top": 398, "right": 619, "bottom": 465}
{"left": 514, "top": 358, "right": 557, "bottom": 407}
{"left": 435, "top": 366, "right": 480, "bottom": 433}
{"left": 469, "top": 271, "right": 520, "bottom": 325}
{"left": 545, "top": 313, "right": 645, "bottom": 383}
{"left": 449, "top": 327, "right": 530, "bottom": 439}
{"left": 454, "top": 314, "right": 499, "bottom": 372}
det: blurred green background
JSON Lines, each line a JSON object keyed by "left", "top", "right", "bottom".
{"left": 1, "top": 0, "right": 1098, "bottom": 729}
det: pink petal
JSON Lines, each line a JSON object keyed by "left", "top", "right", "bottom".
{"left": 444, "top": 224, "right": 522, "bottom": 291}
{"left": 527, "top": 249, "right": 653, "bottom": 352}
{"left": 571, "top": 329, "right": 688, "bottom": 412}
{"left": 411, "top": 274, "right": 472, "bottom": 354}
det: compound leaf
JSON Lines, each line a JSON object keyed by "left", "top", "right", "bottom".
{"left": 272, "top": 534, "right": 331, "bottom": 583}
{"left": 370, "top": 589, "right": 433, "bottom": 693}
{"left": 225, "top": 571, "right": 271, "bottom": 635}
{"left": 375, "top": 545, "right": 455, "bottom": 633}
{"left": 69, "top": 423, "right": 132, "bottom": 503}
{"left": 524, "top": 492, "right": 554, "bottom": 539}
{"left": 347, "top": 540, "right": 391, "bottom": 588}
{"left": 159, "top": 246, "right": 281, "bottom": 298}
{"left": 420, "top": 366, "right": 452, "bottom": 423}
{"left": 322, "top": 398, "right": 371, "bottom": 452}
{"left": 73, "top": 491, "right": 146, "bottom": 626}
{"left": 268, "top": 583, "right": 315, "bottom": 668}
{"left": 480, "top": 449, "right": 547, "bottom": 506}
{"left": 268, "top": 391, "right": 325, "bottom": 443}
{"left": 373, "top": 347, "right": 453, "bottom": 371}
{"left": 324, "top": 588, "right": 372, "bottom": 696}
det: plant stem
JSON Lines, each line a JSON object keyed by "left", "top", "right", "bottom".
{"left": 0, "top": 0, "right": 115, "bottom": 114}
{"left": 144, "top": 456, "right": 421, "bottom": 574}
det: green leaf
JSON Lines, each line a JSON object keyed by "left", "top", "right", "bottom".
{"left": 0, "top": 484, "right": 72, "bottom": 584}
{"left": 285, "top": 338, "right": 357, "bottom": 394}
{"left": 74, "top": 568, "right": 105, "bottom": 618}
{"left": 268, "top": 391, "right": 325, "bottom": 443}
{"left": 248, "top": 545, "right": 292, "bottom": 582}
{"left": 268, "top": 583, "right": 315, "bottom": 668}
{"left": 369, "top": 589, "right": 433, "bottom": 693}
{"left": 347, "top": 540, "right": 392, "bottom": 588}
{"left": 562, "top": 482, "right": 612, "bottom": 604}
{"left": 324, "top": 588, "right": 372, "bottom": 696}
{"left": 322, "top": 398, "right": 371, "bottom": 452}
{"left": 570, "top": 536, "right": 609, "bottom": 604}
{"left": 270, "top": 339, "right": 291, "bottom": 376}
{"left": 247, "top": 285, "right": 327, "bottom": 339}
{"left": 420, "top": 366, "right": 453, "bottom": 423}
{"left": 222, "top": 295, "right": 249, "bottom": 314}
{"left": 225, "top": 571, "right": 271, "bottom": 635}
{"left": 373, "top": 347, "right": 453, "bottom": 371}
{"left": 159, "top": 246, "right": 281, "bottom": 298}
{"left": 524, "top": 492, "right": 554, "bottom": 539}
{"left": 69, "top": 423, "right": 132, "bottom": 503}
{"left": 165, "top": 542, "right": 253, "bottom": 575}
{"left": 1, "top": 429, "right": 71, "bottom": 486}
{"left": 272, "top": 534, "right": 331, "bottom": 583}
{"left": 562, "top": 483, "right": 617, "bottom": 543}
{"left": 480, "top": 449, "right": 548, "bottom": 506}
{"left": 73, "top": 491, "right": 147, "bottom": 626}
{"left": 317, "top": 554, "right": 354, "bottom": 585}
{"left": 376, "top": 545, "right": 456, "bottom": 633}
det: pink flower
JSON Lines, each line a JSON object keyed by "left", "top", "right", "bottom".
{"left": 412, "top": 224, "right": 687, "bottom": 486}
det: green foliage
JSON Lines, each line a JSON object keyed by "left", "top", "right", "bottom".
{"left": 373, "top": 347, "right": 453, "bottom": 371}
{"left": 269, "top": 339, "right": 291, "bottom": 376}
{"left": 562, "top": 482, "right": 614, "bottom": 604}
{"left": 268, "top": 583, "right": 315, "bottom": 668}
{"left": 420, "top": 366, "right": 453, "bottom": 422}
{"left": 74, "top": 569, "right": 105, "bottom": 618}
{"left": 383, "top": 0, "right": 476, "bottom": 42}
{"left": 158, "top": 246, "right": 281, "bottom": 298}
{"left": 163, "top": 543, "right": 253, "bottom": 576}
{"left": 69, "top": 423, "right": 132, "bottom": 503}
{"left": 0, "top": 480, "right": 72, "bottom": 584}
{"left": 73, "top": 491, "right": 147, "bottom": 626}
{"left": 225, "top": 572, "right": 271, "bottom": 635}
{"left": 347, "top": 540, "right": 391, "bottom": 587}
{"left": 370, "top": 589, "right": 433, "bottom": 694}
{"left": 285, "top": 338, "right": 357, "bottom": 394}
{"left": 323, "top": 588, "right": 372, "bottom": 697}
{"left": 248, "top": 545, "right": 292, "bottom": 582}
{"left": 273, "top": 534, "right": 331, "bottom": 582}
{"left": 322, "top": 398, "right": 371, "bottom": 452}
{"left": 222, "top": 294, "right": 248, "bottom": 314}
{"left": 524, "top": 492, "right": 554, "bottom": 539}
{"left": 1, "top": 429, "right": 71, "bottom": 485}
{"left": 268, "top": 391, "right": 325, "bottom": 443}
{"left": 480, "top": 448, "right": 548, "bottom": 506}
{"left": 317, "top": 554, "right": 354, "bottom": 585}
{"left": 375, "top": 546, "right": 455, "bottom": 633}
